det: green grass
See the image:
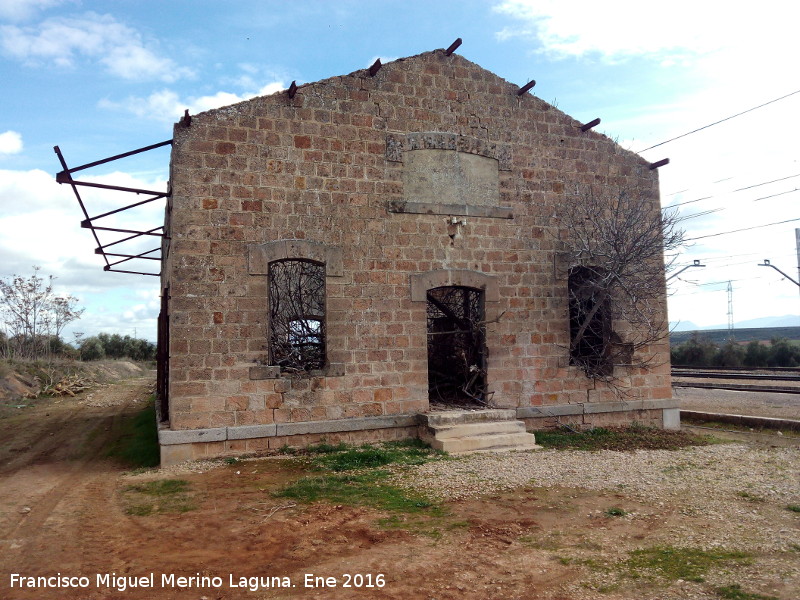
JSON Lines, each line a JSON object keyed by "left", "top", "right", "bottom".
{"left": 736, "top": 491, "right": 766, "bottom": 503}
{"left": 305, "top": 441, "right": 350, "bottom": 454}
{"left": 275, "top": 469, "right": 443, "bottom": 514}
{"left": 605, "top": 507, "right": 627, "bottom": 517}
{"left": 533, "top": 425, "right": 715, "bottom": 451}
{"left": 309, "top": 439, "right": 444, "bottom": 472}
{"left": 122, "top": 479, "right": 195, "bottom": 516}
{"left": 273, "top": 440, "right": 447, "bottom": 528}
{"left": 376, "top": 514, "right": 468, "bottom": 539}
{"left": 786, "top": 504, "right": 800, "bottom": 513}
{"left": 624, "top": 546, "right": 751, "bottom": 583}
{"left": 105, "top": 397, "right": 159, "bottom": 468}
{"left": 716, "top": 584, "right": 778, "bottom": 600}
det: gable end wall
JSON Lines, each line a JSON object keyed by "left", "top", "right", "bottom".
{"left": 160, "top": 50, "right": 673, "bottom": 462}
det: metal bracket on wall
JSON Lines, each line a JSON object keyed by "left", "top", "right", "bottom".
{"left": 53, "top": 140, "right": 172, "bottom": 276}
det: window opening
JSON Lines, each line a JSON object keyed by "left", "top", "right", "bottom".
{"left": 568, "top": 266, "right": 612, "bottom": 376}
{"left": 269, "top": 259, "right": 326, "bottom": 372}
{"left": 426, "top": 286, "right": 488, "bottom": 406}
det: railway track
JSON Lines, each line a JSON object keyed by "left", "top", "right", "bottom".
{"left": 671, "top": 366, "right": 800, "bottom": 394}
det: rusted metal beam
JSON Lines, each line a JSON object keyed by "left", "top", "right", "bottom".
{"left": 287, "top": 80, "right": 298, "bottom": 98}
{"left": 98, "top": 249, "right": 161, "bottom": 261}
{"left": 517, "top": 80, "right": 536, "bottom": 95}
{"left": 84, "top": 224, "right": 164, "bottom": 236}
{"left": 445, "top": 38, "right": 462, "bottom": 56}
{"left": 55, "top": 139, "right": 172, "bottom": 176}
{"left": 55, "top": 142, "right": 169, "bottom": 277}
{"left": 104, "top": 267, "right": 160, "bottom": 276}
{"left": 94, "top": 227, "right": 166, "bottom": 252}
{"left": 368, "top": 58, "right": 382, "bottom": 77}
{"left": 649, "top": 158, "right": 670, "bottom": 170}
{"left": 57, "top": 176, "right": 168, "bottom": 197}
{"left": 81, "top": 194, "right": 165, "bottom": 227}
{"left": 580, "top": 118, "right": 601, "bottom": 132}
{"left": 105, "top": 251, "right": 160, "bottom": 269}
{"left": 53, "top": 145, "right": 110, "bottom": 268}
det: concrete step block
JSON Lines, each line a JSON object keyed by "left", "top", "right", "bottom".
{"left": 432, "top": 431, "right": 540, "bottom": 454}
{"left": 428, "top": 420, "right": 527, "bottom": 439}
{"left": 422, "top": 409, "right": 516, "bottom": 427}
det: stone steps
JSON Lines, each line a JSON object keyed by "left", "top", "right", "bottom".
{"left": 420, "top": 409, "right": 542, "bottom": 454}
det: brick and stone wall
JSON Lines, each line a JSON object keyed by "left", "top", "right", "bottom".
{"left": 159, "top": 50, "right": 673, "bottom": 464}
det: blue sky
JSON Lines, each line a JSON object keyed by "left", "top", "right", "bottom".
{"left": 1, "top": 0, "right": 799, "bottom": 343}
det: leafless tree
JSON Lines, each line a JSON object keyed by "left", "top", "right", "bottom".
{"left": 555, "top": 186, "right": 685, "bottom": 380}
{"left": 0, "top": 267, "right": 84, "bottom": 358}
{"left": 268, "top": 260, "right": 326, "bottom": 373}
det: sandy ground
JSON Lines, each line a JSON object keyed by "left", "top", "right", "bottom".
{"left": 0, "top": 378, "right": 797, "bottom": 600}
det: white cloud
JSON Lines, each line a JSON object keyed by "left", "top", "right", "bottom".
{"left": 0, "top": 11, "right": 193, "bottom": 81}
{"left": 100, "top": 81, "right": 286, "bottom": 123}
{"left": 0, "top": 0, "right": 64, "bottom": 22}
{"left": 0, "top": 167, "right": 163, "bottom": 340}
{"left": 0, "top": 130, "right": 22, "bottom": 154}
{"left": 492, "top": 1, "right": 800, "bottom": 326}
{"left": 493, "top": 0, "right": 796, "bottom": 68}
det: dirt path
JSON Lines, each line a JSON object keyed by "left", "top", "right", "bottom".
{"left": 0, "top": 378, "right": 797, "bottom": 600}
{"left": 0, "top": 377, "right": 153, "bottom": 597}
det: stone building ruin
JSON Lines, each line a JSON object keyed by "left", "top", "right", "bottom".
{"left": 155, "top": 47, "right": 677, "bottom": 465}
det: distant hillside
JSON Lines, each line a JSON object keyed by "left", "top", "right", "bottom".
{"left": 670, "top": 315, "right": 800, "bottom": 332}
{"left": 669, "top": 326, "right": 800, "bottom": 346}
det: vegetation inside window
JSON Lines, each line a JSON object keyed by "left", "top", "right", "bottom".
{"left": 269, "top": 259, "right": 326, "bottom": 373}
{"left": 426, "top": 286, "right": 488, "bottom": 405}
{"left": 556, "top": 186, "right": 684, "bottom": 383}
{"left": 568, "top": 266, "right": 613, "bottom": 377}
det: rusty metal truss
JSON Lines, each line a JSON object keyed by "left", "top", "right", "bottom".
{"left": 54, "top": 140, "right": 172, "bottom": 276}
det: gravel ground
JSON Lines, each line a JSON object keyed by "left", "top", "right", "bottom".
{"left": 395, "top": 443, "right": 800, "bottom": 598}
{"left": 398, "top": 444, "right": 799, "bottom": 550}
{"left": 152, "top": 439, "right": 799, "bottom": 598}
{"left": 674, "top": 387, "right": 800, "bottom": 420}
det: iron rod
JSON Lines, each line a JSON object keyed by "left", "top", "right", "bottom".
{"left": 649, "top": 158, "right": 670, "bottom": 170}
{"left": 98, "top": 250, "right": 161, "bottom": 261}
{"left": 53, "top": 145, "right": 110, "bottom": 268}
{"left": 517, "top": 80, "right": 536, "bottom": 95}
{"left": 445, "top": 38, "right": 462, "bottom": 56}
{"left": 58, "top": 139, "right": 172, "bottom": 175}
{"left": 369, "top": 59, "right": 382, "bottom": 77}
{"left": 82, "top": 194, "right": 164, "bottom": 225}
{"left": 86, "top": 224, "right": 164, "bottom": 236}
{"left": 58, "top": 177, "right": 167, "bottom": 196}
{"left": 104, "top": 267, "right": 160, "bottom": 276}
{"left": 580, "top": 118, "right": 601, "bottom": 132}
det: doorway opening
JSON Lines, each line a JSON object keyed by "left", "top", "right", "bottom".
{"left": 426, "top": 286, "right": 488, "bottom": 407}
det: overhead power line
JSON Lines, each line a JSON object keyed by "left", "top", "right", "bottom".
{"left": 638, "top": 88, "right": 800, "bottom": 153}
{"left": 733, "top": 173, "right": 800, "bottom": 192}
{"left": 684, "top": 217, "right": 800, "bottom": 241}
{"left": 752, "top": 188, "right": 799, "bottom": 202}
{"left": 664, "top": 172, "right": 800, "bottom": 209}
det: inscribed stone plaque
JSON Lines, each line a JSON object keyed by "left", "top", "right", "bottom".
{"left": 403, "top": 149, "right": 499, "bottom": 207}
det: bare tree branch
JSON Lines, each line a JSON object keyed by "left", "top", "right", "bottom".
{"left": 556, "top": 186, "right": 684, "bottom": 381}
